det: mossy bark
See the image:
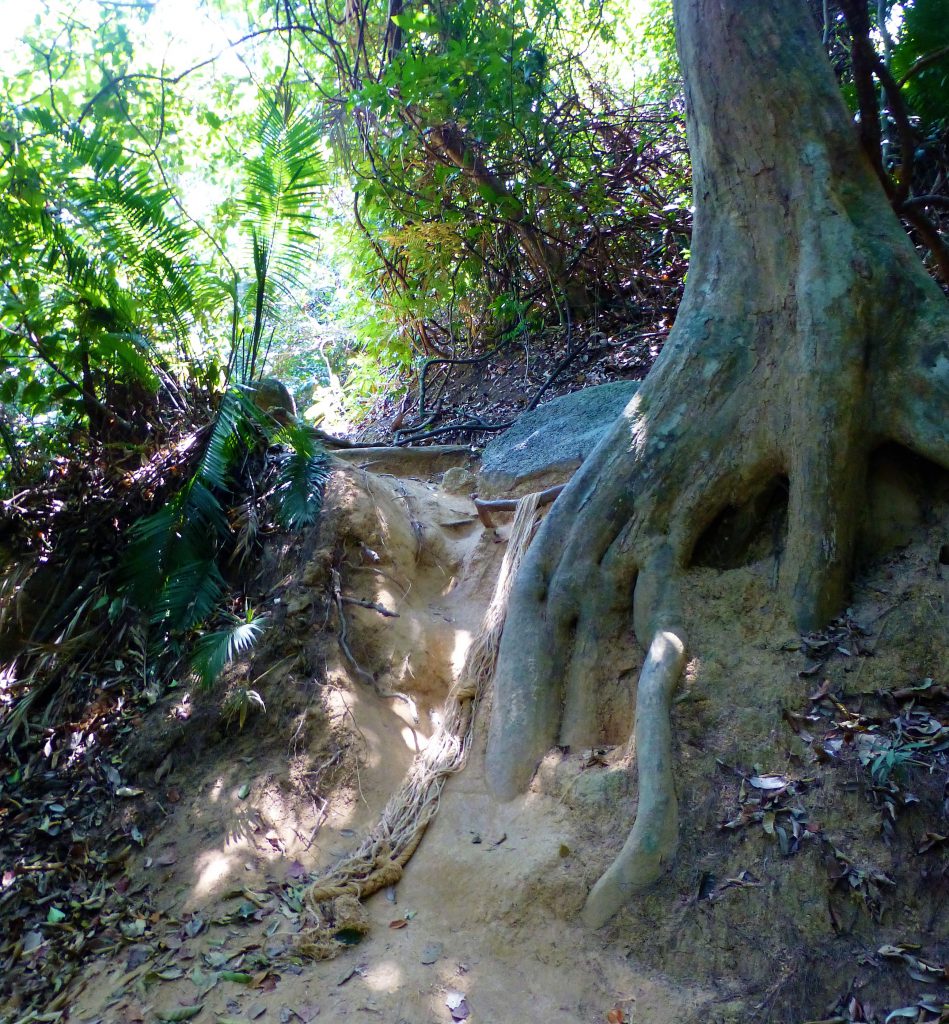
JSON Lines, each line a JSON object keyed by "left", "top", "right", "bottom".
{"left": 485, "top": 0, "right": 949, "bottom": 923}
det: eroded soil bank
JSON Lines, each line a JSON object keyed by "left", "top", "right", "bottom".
{"left": 49, "top": 449, "right": 949, "bottom": 1024}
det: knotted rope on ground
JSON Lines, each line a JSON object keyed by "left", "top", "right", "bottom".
{"left": 300, "top": 490, "right": 543, "bottom": 957}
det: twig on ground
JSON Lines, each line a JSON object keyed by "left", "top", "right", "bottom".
{"left": 341, "top": 596, "right": 400, "bottom": 618}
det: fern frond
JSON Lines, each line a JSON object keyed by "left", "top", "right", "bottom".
{"left": 190, "top": 612, "right": 269, "bottom": 690}
{"left": 185, "top": 480, "right": 231, "bottom": 541}
{"left": 152, "top": 558, "right": 226, "bottom": 632}
{"left": 121, "top": 492, "right": 188, "bottom": 603}
{"left": 269, "top": 424, "right": 329, "bottom": 529}
{"left": 197, "top": 389, "right": 248, "bottom": 491}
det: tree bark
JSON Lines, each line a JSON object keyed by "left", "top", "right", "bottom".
{"left": 485, "top": 0, "right": 949, "bottom": 924}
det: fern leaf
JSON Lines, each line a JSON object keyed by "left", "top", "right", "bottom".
{"left": 152, "top": 558, "right": 226, "bottom": 632}
{"left": 269, "top": 424, "right": 329, "bottom": 529}
{"left": 121, "top": 492, "right": 188, "bottom": 603}
{"left": 190, "top": 614, "right": 269, "bottom": 690}
{"left": 196, "top": 389, "right": 250, "bottom": 491}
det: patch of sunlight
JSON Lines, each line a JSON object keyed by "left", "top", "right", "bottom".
{"left": 363, "top": 959, "right": 403, "bottom": 992}
{"left": 207, "top": 777, "right": 226, "bottom": 803}
{"left": 399, "top": 723, "right": 427, "bottom": 753}
{"left": 193, "top": 848, "right": 238, "bottom": 897}
{"left": 621, "top": 387, "right": 644, "bottom": 423}
{"left": 304, "top": 383, "right": 353, "bottom": 436}
{"left": 127, "top": 432, "right": 199, "bottom": 485}
{"left": 0, "top": 663, "right": 17, "bottom": 704}
{"left": 451, "top": 628, "right": 473, "bottom": 682}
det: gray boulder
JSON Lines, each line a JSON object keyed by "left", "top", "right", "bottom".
{"left": 478, "top": 380, "right": 639, "bottom": 495}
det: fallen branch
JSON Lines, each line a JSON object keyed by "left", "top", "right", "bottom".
{"left": 393, "top": 416, "right": 512, "bottom": 446}
{"left": 473, "top": 484, "right": 565, "bottom": 527}
{"left": 313, "top": 428, "right": 389, "bottom": 449}
{"left": 330, "top": 443, "right": 472, "bottom": 460}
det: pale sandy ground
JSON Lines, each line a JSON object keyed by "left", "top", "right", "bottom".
{"left": 66, "top": 452, "right": 949, "bottom": 1024}
{"left": 68, "top": 464, "right": 711, "bottom": 1024}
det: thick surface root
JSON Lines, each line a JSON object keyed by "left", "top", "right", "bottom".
{"left": 582, "top": 628, "right": 686, "bottom": 928}
{"left": 481, "top": 0, "right": 949, "bottom": 929}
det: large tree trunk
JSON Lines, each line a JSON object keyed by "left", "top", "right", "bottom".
{"left": 485, "top": 0, "right": 949, "bottom": 926}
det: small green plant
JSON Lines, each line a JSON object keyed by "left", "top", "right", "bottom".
{"left": 223, "top": 688, "right": 268, "bottom": 732}
{"left": 863, "top": 738, "right": 931, "bottom": 784}
{"left": 121, "top": 389, "right": 328, "bottom": 686}
{"left": 190, "top": 607, "right": 269, "bottom": 691}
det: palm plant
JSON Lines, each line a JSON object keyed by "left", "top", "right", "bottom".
{"left": 228, "top": 93, "right": 328, "bottom": 386}
{"left": 0, "top": 105, "right": 210, "bottom": 438}
{"left": 121, "top": 92, "right": 332, "bottom": 688}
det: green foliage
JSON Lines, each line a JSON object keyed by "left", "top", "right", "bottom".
{"left": 0, "top": 105, "right": 210, "bottom": 435}
{"left": 864, "top": 738, "right": 930, "bottom": 783}
{"left": 890, "top": 0, "right": 949, "bottom": 127}
{"left": 241, "top": 0, "right": 686, "bottom": 396}
{"left": 231, "top": 95, "right": 329, "bottom": 384}
{"left": 270, "top": 420, "right": 331, "bottom": 529}
{"left": 629, "top": 0, "right": 681, "bottom": 102}
{"left": 222, "top": 686, "right": 267, "bottom": 731}
{"left": 198, "top": 389, "right": 255, "bottom": 491}
{"left": 121, "top": 382, "right": 327, "bottom": 685}
{"left": 4, "top": 0, "right": 944, "bottom": 706}
{"left": 191, "top": 609, "right": 269, "bottom": 690}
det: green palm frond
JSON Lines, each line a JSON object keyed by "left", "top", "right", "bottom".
{"left": 197, "top": 389, "right": 253, "bottom": 491}
{"left": 891, "top": 0, "right": 949, "bottom": 127}
{"left": 243, "top": 99, "right": 328, "bottom": 224}
{"left": 269, "top": 423, "right": 329, "bottom": 529}
{"left": 97, "top": 331, "right": 160, "bottom": 387}
{"left": 185, "top": 479, "right": 231, "bottom": 541}
{"left": 229, "top": 496, "right": 261, "bottom": 568}
{"left": 234, "top": 95, "right": 329, "bottom": 379}
{"left": 121, "top": 491, "right": 189, "bottom": 603}
{"left": 69, "top": 160, "right": 204, "bottom": 346}
{"left": 152, "top": 557, "right": 226, "bottom": 632}
{"left": 121, "top": 477, "right": 229, "bottom": 607}
{"left": 2, "top": 105, "right": 210, "bottom": 401}
{"left": 190, "top": 611, "right": 269, "bottom": 690}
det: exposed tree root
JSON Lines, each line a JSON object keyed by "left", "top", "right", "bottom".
{"left": 582, "top": 628, "right": 686, "bottom": 928}
{"left": 329, "top": 444, "right": 472, "bottom": 459}
{"left": 484, "top": 0, "right": 949, "bottom": 928}
{"left": 473, "top": 484, "right": 565, "bottom": 527}
{"left": 302, "top": 491, "right": 544, "bottom": 954}
{"left": 330, "top": 566, "right": 419, "bottom": 722}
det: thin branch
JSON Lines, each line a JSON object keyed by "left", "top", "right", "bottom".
{"left": 896, "top": 43, "right": 949, "bottom": 88}
{"left": 77, "top": 27, "right": 292, "bottom": 122}
{"left": 1, "top": 323, "right": 134, "bottom": 432}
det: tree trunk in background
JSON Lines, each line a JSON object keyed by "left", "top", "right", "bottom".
{"left": 484, "top": 0, "right": 949, "bottom": 920}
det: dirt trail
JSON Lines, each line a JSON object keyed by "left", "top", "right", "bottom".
{"left": 67, "top": 460, "right": 711, "bottom": 1024}
{"left": 65, "top": 452, "right": 949, "bottom": 1024}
